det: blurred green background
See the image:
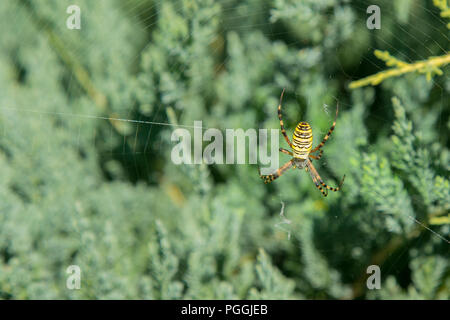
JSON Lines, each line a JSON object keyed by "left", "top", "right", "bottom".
{"left": 0, "top": 0, "right": 448, "bottom": 299}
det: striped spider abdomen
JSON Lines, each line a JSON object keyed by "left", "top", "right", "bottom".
{"left": 292, "top": 122, "right": 313, "bottom": 159}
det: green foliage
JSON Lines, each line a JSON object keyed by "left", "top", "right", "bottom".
{"left": 0, "top": 0, "right": 448, "bottom": 299}
{"left": 350, "top": 1, "right": 450, "bottom": 88}
{"left": 248, "top": 249, "right": 297, "bottom": 299}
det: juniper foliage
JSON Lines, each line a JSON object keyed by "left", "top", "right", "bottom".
{"left": 0, "top": 0, "right": 448, "bottom": 299}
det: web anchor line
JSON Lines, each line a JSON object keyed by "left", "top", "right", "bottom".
{"left": 408, "top": 216, "right": 450, "bottom": 244}
{"left": 0, "top": 106, "right": 206, "bottom": 130}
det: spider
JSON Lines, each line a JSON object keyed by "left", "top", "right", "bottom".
{"left": 258, "top": 89, "right": 345, "bottom": 197}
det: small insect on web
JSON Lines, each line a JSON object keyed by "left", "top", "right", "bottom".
{"left": 258, "top": 89, "right": 345, "bottom": 197}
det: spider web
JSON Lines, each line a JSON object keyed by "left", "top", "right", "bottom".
{"left": 1, "top": 0, "right": 448, "bottom": 299}
{"left": 269, "top": 1, "right": 449, "bottom": 299}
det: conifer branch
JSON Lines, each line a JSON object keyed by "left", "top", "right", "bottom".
{"left": 349, "top": 51, "right": 450, "bottom": 89}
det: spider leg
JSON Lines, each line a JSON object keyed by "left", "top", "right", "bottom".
{"left": 279, "top": 148, "right": 293, "bottom": 156}
{"left": 308, "top": 149, "right": 323, "bottom": 160}
{"left": 305, "top": 159, "right": 345, "bottom": 196}
{"left": 305, "top": 165, "right": 328, "bottom": 196}
{"left": 258, "top": 159, "right": 293, "bottom": 184}
{"left": 311, "top": 103, "right": 339, "bottom": 153}
{"left": 277, "top": 89, "right": 293, "bottom": 148}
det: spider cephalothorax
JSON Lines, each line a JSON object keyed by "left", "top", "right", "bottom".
{"left": 258, "top": 89, "right": 345, "bottom": 197}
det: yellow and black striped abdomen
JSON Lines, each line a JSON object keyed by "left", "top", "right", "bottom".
{"left": 292, "top": 122, "right": 313, "bottom": 159}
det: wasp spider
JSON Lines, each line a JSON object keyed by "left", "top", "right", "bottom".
{"left": 258, "top": 89, "right": 345, "bottom": 197}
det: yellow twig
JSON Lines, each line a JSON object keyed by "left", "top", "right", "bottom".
{"left": 430, "top": 215, "right": 450, "bottom": 225}
{"left": 350, "top": 1, "right": 450, "bottom": 89}
{"left": 433, "top": 0, "right": 450, "bottom": 27}
{"left": 349, "top": 52, "right": 450, "bottom": 89}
